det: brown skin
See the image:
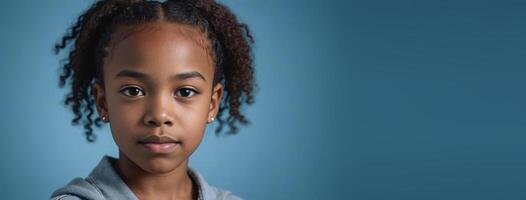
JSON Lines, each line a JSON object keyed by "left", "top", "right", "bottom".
{"left": 92, "top": 22, "right": 223, "bottom": 200}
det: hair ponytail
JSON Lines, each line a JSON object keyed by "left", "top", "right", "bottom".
{"left": 54, "top": 0, "right": 138, "bottom": 142}
{"left": 190, "top": 0, "right": 256, "bottom": 134}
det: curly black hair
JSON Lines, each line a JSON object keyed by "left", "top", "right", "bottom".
{"left": 54, "top": 0, "right": 255, "bottom": 142}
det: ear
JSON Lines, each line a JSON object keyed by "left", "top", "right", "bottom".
{"left": 92, "top": 82, "right": 108, "bottom": 118}
{"left": 208, "top": 83, "right": 224, "bottom": 122}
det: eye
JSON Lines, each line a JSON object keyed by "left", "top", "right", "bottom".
{"left": 175, "top": 88, "right": 198, "bottom": 98}
{"left": 120, "top": 86, "right": 145, "bottom": 97}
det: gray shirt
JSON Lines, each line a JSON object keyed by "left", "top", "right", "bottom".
{"left": 50, "top": 155, "right": 241, "bottom": 200}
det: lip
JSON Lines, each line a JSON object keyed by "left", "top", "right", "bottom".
{"left": 141, "top": 142, "right": 179, "bottom": 154}
{"left": 138, "top": 135, "right": 181, "bottom": 154}
{"left": 139, "top": 135, "right": 180, "bottom": 144}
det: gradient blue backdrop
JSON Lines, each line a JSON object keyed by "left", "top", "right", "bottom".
{"left": 0, "top": 0, "right": 525, "bottom": 199}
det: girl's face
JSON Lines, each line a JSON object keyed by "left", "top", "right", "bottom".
{"left": 92, "top": 22, "right": 223, "bottom": 174}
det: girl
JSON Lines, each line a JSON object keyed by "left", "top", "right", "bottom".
{"left": 50, "top": 0, "right": 255, "bottom": 199}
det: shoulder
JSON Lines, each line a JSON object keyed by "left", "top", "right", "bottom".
{"left": 189, "top": 168, "right": 243, "bottom": 200}
{"left": 50, "top": 195, "right": 81, "bottom": 200}
{"left": 206, "top": 185, "right": 243, "bottom": 200}
{"left": 50, "top": 155, "right": 127, "bottom": 200}
{"left": 50, "top": 177, "right": 103, "bottom": 200}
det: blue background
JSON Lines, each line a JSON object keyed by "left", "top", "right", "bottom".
{"left": 0, "top": 0, "right": 525, "bottom": 199}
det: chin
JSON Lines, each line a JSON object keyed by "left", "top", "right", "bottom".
{"left": 138, "top": 155, "right": 186, "bottom": 174}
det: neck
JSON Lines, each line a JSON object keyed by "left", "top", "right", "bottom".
{"left": 113, "top": 151, "right": 196, "bottom": 200}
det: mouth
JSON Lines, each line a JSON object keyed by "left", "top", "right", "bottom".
{"left": 140, "top": 142, "right": 179, "bottom": 154}
{"left": 138, "top": 135, "right": 181, "bottom": 154}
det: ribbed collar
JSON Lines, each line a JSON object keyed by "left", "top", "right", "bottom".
{"left": 88, "top": 155, "right": 212, "bottom": 200}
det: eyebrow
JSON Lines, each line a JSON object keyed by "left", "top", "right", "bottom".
{"left": 114, "top": 69, "right": 207, "bottom": 82}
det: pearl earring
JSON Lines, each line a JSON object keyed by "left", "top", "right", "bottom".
{"left": 208, "top": 117, "right": 215, "bottom": 123}
{"left": 101, "top": 115, "right": 108, "bottom": 122}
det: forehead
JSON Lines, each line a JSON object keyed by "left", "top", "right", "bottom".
{"left": 103, "top": 22, "right": 213, "bottom": 81}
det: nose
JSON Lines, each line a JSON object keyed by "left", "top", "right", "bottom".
{"left": 143, "top": 94, "right": 175, "bottom": 127}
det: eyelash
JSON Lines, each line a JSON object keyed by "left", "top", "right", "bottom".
{"left": 175, "top": 88, "right": 199, "bottom": 98}
{"left": 119, "top": 86, "right": 199, "bottom": 98}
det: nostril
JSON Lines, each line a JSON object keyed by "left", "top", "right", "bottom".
{"left": 147, "top": 120, "right": 158, "bottom": 126}
{"left": 144, "top": 118, "right": 173, "bottom": 127}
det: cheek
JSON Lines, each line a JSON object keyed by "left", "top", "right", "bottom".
{"left": 174, "top": 99, "right": 210, "bottom": 155}
{"left": 178, "top": 101, "right": 208, "bottom": 125}
{"left": 177, "top": 99, "right": 209, "bottom": 139}
{"left": 106, "top": 96, "right": 144, "bottom": 143}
